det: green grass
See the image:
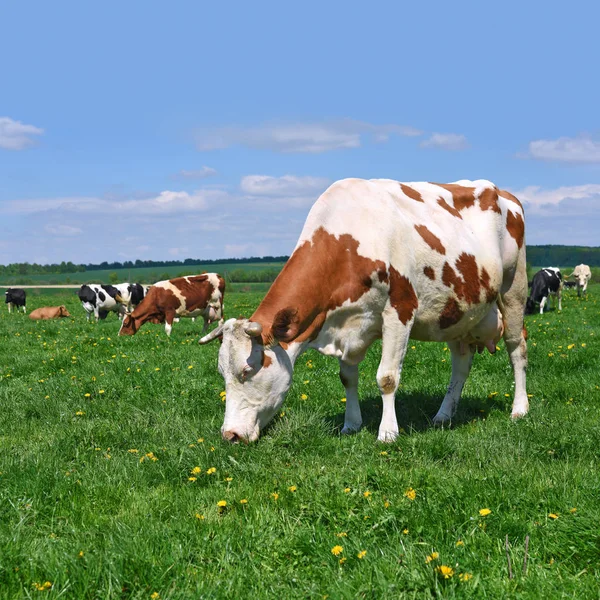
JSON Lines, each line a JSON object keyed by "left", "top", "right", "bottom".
{"left": 0, "top": 285, "right": 599, "bottom": 598}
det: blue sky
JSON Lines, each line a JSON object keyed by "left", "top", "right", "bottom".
{"left": 1, "top": 0, "right": 599, "bottom": 265}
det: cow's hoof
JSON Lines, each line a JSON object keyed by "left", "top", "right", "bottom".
{"left": 432, "top": 413, "right": 452, "bottom": 427}
{"left": 377, "top": 429, "right": 398, "bottom": 443}
{"left": 511, "top": 409, "right": 528, "bottom": 420}
{"left": 341, "top": 424, "right": 361, "bottom": 436}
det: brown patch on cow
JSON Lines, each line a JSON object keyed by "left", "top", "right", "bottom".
{"left": 442, "top": 254, "right": 497, "bottom": 306}
{"left": 414, "top": 224, "right": 446, "bottom": 255}
{"left": 439, "top": 298, "right": 464, "bottom": 329}
{"left": 442, "top": 262, "right": 465, "bottom": 299}
{"left": 498, "top": 189, "right": 524, "bottom": 211}
{"left": 437, "top": 197, "right": 463, "bottom": 219}
{"left": 522, "top": 325, "right": 528, "bottom": 341}
{"left": 506, "top": 210, "right": 525, "bottom": 248}
{"left": 400, "top": 184, "right": 424, "bottom": 202}
{"left": 433, "top": 183, "right": 476, "bottom": 211}
{"left": 388, "top": 266, "right": 419, "bottom": 325}
{"left": 423, "top": 266, "right": 435, "bottom": 280}
{"left": 252, "top": 227, "right": 387, "bottom": 344}
{"left": 378, "top": 374, "right": 397, "bottom": 394}
{"left": 455, "top": 253, "right": 481, "bottom": 305}
{"left": 261, "top": 351, "right": 272, "bottom": 368}
{"left": 478, "top": 187, "right": 502, "bottom": 214}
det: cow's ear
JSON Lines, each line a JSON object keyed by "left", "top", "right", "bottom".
{"left": 272, "top": 307, "right": 299, "bottom": 342}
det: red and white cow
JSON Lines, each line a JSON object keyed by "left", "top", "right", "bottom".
{"left": 119, "top": 274, "right": 225, "bottom": 336}
{"left": 200, "top": 178, "right": 528, "bottom": 443}
{"left": 568, "top": 264, "right": 591, "bottom": 297}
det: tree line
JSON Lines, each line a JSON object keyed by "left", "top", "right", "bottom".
{"left": 1, "top": 246, "right": 599, "bottom": 279}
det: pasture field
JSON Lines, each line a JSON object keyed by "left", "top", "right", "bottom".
{"left": 0, "top": 286, "right": 599, "bottom": 599}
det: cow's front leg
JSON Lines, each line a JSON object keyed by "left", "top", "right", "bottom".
{"left": 22, "top": 305, "right": 27, "bottom": 314}
{"left": 558, "top": 288, "right": 563, "bottom": 310}
{"left": 376, "top": 305, "right": 412, "bottom": 442}
{"left": 539, "top": 296, "right": 547, "bottom": 314}
{"left": 164, "top": 311, "right": 176, "bottom": 336}
{"left": 94, "top": 308, "right": 100, "bottom": 321}
{"left": 7, "top": 303, "right": 12, "bottom": 314}
{"left": 433, "top": 341, "right": 474, "bottom": 426}
{"left": 339, "top": 360, "right": 362, "bottom": 435}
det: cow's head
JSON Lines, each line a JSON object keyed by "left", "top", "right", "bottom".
{"left": 525, "top": 297, "right": 536, "bottom": 315}
{"left": 59, "top": 306, "right": 72, "bottom": 318}
{"left": 119, "top": 314, "right": 138, "bottom": 335}
{"left": 199, "top": 318, "right": 292, "bottom": 443}
{"left": 572, "top": 266, "right": 590, "bottom": 288}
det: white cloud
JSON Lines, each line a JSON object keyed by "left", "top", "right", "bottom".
{"left": 512, "top": 184, "right": 600, "bottom": 212}
{"left": 420, "top": 133, "right": 469, "bottom": 151}
{"left": 525, "top": 135, "right": 600, "bottom": 163}
{"left": 44, "top": 224, "right": 83, "bottom": 236}
{"left": 4, "top": 189, "right": 225, "bottom": 215}
{"left": 0, "top": 117, "right": 44, "bottom": 150}
{"left": 175, "top": 166, "right": 217, "bottom": 179}
{"left": 240, "top": 174, "right": 330, "bottom": 197}
{"left": 196, "top": 119, "right": 422, "bottom": 154}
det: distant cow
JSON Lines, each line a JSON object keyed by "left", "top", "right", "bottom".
{"left": 567, "top": 264, "right": 592, "bottom": 297}
{"left": 29, "top": 306, "right": 72, "bottom": 320}
{"left": 563, "top": 281, "right": 577, "bottom": 289}
{"left": 119, "top": 274, "right": 225, "bottom": 336}
{"left": 5, "top": 288, "right": 26, "bottom": 313}
{"left": 77, "top": 284, "right": 127, "bottom": 321}
{"left": 200, "top": 178, "right": 529, "bottom": 443}
{"left": 526, "top": 268, "right": 563, "bottom": 314}
{"left": 112, "top": 283, "right": 148, "bottom": 312}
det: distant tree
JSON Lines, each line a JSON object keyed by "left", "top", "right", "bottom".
{"left": 109, "top": 272, "right": 119, "bottom": 284}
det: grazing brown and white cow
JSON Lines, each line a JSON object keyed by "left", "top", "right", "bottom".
{"left": 119, "top": 274, "right": 225, "bottom": 336}
{"left": 567, "top": 264, "right": 591, "bottom": 297}
{"left": 29, "top": 306, "right": 72, "bottom": 320}
{"left": 200, "top": 178, "right": 528, "bottom": 443}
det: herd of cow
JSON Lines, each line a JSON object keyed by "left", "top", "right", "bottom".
{"left": 1, "top": 179, "right": 595, "bottom": 443}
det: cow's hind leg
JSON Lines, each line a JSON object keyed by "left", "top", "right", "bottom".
{"left": 339, "top": 360, "right": 362, "bottom": 435}
{"left": 499, "top": 282, "right": 529, "bottom": 418}
{"left": 433, "top": 341, "right": 475, "bottom": 426}
{"left": 376, "top": 305, "right": 412, "bottom": 442}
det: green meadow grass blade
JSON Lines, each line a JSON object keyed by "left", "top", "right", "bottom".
{"left": 0, "top": 286, "right": 599, "bottom": 598}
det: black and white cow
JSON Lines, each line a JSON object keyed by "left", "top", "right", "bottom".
{"left": 5, "top": 288, "right": 27, "bottom": 314}
{"left": 526, "top": 268, "right": 563, "bottom": 314}
{"left": 77, "top": 284, "right": 127, "bottom": 321}
{"left": 112, "top": 283, "right": 147, "bottom": 313}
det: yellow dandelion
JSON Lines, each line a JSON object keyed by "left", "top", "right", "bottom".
{"left": 300, "top": 393, "right": 308, "bottom": 400}
{"left": 206, "top": 467, "right": 216, "bottom": 475}
{"left": 456, "top": 540, "right": 464, "bottom": 547}
{"left": 151, "top": 592, "right": 160, "bottom": 599}
{"left": 288, "top": 485, "right": 297, "bottom": 492}
{"left": 331, "top": 545, "right": 343, "bottom": 556}
{"left": 404, "top": 487, "right": 416, "bottom": 501}
{"left": 336, "top": 532, "right": 347, "bottom": 538}
{"left": 548, "top": 352, "right": 554, "bottom": 357}
{"left": 155, "top": 367, "right": 160, "bottom": 371}
{"left": 548, "top": 513, "right": 559, "bottom": 520}
{"left": 384, "top": 500, "right": 390, "bottom": 508}
{"left": 219, "top": 391, "right": 226, "bottom": 397}
{"left": 479, "top": 508, "right": 492, "bottom": 517}
{"left": 488, "top": 391, "right": 498, "bottom": 398}
{"left": 363, "top": 490, "right": 372, "bottom": 498}
{"left": 357, "top": 550, "right": 367, "bottom": 559}
{"left": 425, "top": 552, "right": 439, "bottom": 563}
{"left": 225, "top": 477, "right": 233, "bottom": 482}
{"left": 436, "top": 565, "right": 454, "bottom": 579}
{"left": 191, "top": 466, "right": 202, "bottom": 475}
{"left": 195, "top": 513, "right": 205, "bottom": 520}
{"left": 84, "top": 393, "right": 91, "bottom": 398}
{"left": 188, "top": 365, "right": 193, "bottom": 369}
{"left": 459, "top": 572, "right": 473, "bottom": 582}
{"left": 240, "top": 499, "right": 248, "bottom": 505}
{"left": 197, "top": 438, "right": 204, "bottom": 443}
{"left": 339, "top": 557, "right": 347, "bottom": 565}
{"left": 271, "top": 492, "right": 279, "bottom": 501}
{"left": 341, "top": 397, "right": 347, "bottom": 403}
{"left": 567, "top": 344, "right": 575, "bottom": 350}
{"left": 402, "top": 528, "right": 409, "bottom": 534}
{"left": 78, "top": 551, "right": 84, "bottom": 558}
{"left": 75, "top": 411, "right": 85, "bottom": 416}
{"left": 188, "top": 477, "right": 197, "bottom": 482}
{"left": 98, "top": 390, "right": 105, "bottom": 394}
{"left": 344, "top": 487, "right": 351, "bottom": 493}
{"left": 217, "top": 500, "right": 227, "bottom": 508}
{"left": 380, "top": 451, "right": 388, "bottom": 456}
{"left": 570, "top": 507, "right": 577, "bottom": 513}
{"left": 128, "top": 449, "right": 138, "bottom": 454}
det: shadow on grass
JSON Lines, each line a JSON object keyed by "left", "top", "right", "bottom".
{"left": 324, "top": 391, "right": 510, "bottom": 436}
